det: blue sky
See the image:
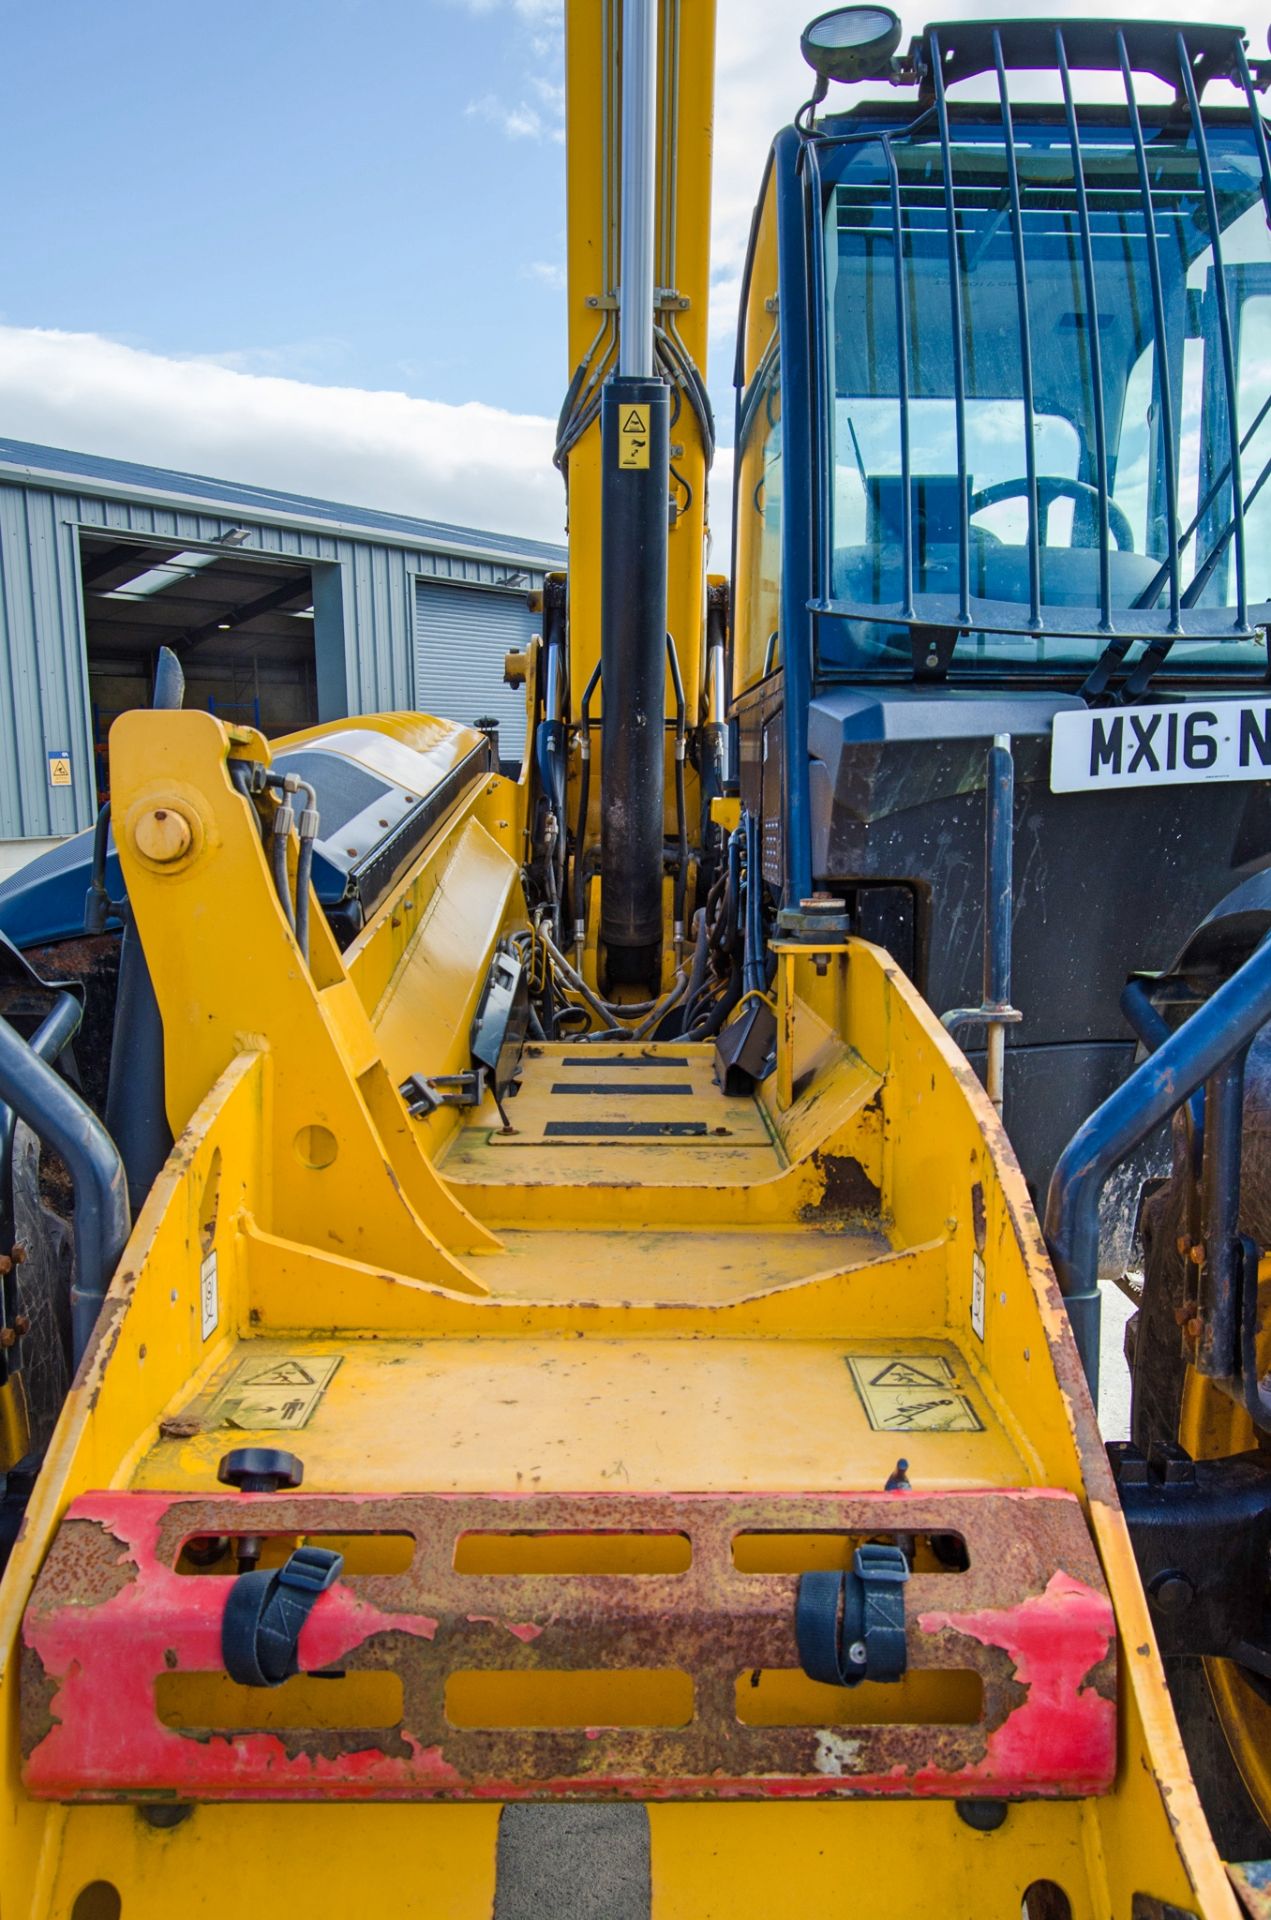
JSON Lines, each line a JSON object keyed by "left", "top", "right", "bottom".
{"left": 3, "top": 0, "right": 1268, "bottom": 543}
{"left": 2, "top": 0, "right": 570, "bottom": 415}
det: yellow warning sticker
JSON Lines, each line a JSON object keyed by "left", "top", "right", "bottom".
{"left": 208, "top": 1354, "right": 341, "bottom": 1431}
{"left": 847, "top": 1354, "right": 983, "bottom": 1433}
{"left": 47, "top": 752, "right": 72, "bottom": 788}
{"left": 618, "top": 404, "right": 650, "bottom": 469}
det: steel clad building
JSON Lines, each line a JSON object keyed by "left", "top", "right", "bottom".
{"left": 0, "top": 438, "right": 565, "bottom": 877}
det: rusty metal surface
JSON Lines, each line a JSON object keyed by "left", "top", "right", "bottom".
{"left": 1229, "top": 1864, "right": 1271, "bottom": 1920}
{"left": 22, "top": 1487, "right": 1116, "bottom": 1804}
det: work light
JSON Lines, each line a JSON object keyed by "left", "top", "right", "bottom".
{"left": 800, "top": 6, "right": 902, "bottom": 87}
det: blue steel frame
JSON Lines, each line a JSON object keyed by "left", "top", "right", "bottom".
{"left": 734, "top": 18, "right": 1271, "bottom": 907}
{"left": 774, "top": 125, "right": 818, "bottom": 908}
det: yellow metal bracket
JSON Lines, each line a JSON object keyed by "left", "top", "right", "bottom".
{"left": 111, "top": 710, "right": 493, "bottom": 1290}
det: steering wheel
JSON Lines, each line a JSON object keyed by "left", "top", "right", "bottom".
{"left": 970, "top": 476, "right": 1135, "bottom": 552}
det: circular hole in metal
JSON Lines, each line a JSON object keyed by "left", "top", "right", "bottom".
{"left": 1022, "top": 1882, "right": 1072, "bottom": 1920}
{"left": 294, "top": 1124, "right": 338, "bottom": 1170}
{"left": 199, "top": 1147, "right": 223, "bottom": 1252}
{"left": 71, "top": 1884, "right": 122, "bottom": 1920}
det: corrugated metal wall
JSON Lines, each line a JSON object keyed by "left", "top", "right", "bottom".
{"left": 0, "top": 474, "right": 555, "bottom": 840}
{"left": 414, "top": 581, "right": 540, "bottom": 763}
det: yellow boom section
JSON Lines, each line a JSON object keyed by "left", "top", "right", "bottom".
{"left": 562, "top": 0, "right": 715, "bottom": 721}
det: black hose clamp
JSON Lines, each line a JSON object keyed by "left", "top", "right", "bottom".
{"left": 222, "top": 1544, "right": 344, "bottom": 1688}
{"left": 795, "top": 1543, "right": 910, "bottom": 1687}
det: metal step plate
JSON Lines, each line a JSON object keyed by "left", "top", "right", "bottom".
{"left": 22, "top": 1488, "right": 1115, "bottom": 1803}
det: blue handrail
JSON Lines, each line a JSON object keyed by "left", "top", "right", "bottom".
{"left": 1045, "top": 933, "right": 1271, "bottom": 1395}
{"left": 0, "top": 1015, "right": 130, "bottom": 1365}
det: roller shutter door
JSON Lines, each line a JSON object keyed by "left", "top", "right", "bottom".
{"left": 413, "top": 580, "right": 537, "bottom": 766}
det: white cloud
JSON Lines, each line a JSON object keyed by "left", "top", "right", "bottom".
{"left": 7, "top": 3, "right": 1271, "bottom": 568}
{"left": 466, "top": 90, "right": 550, "bottom": 139}
{"left": 455, "top": 0, "right": 559, "bottom": 17}
{"left": 708, "top": 0, "right": 1271, "bottom": 373}
{"left": 0, "top": 324, "right": 565, "bottom": 546}
{"left": 455, "top": 0, "right": 564, "bottom": 127}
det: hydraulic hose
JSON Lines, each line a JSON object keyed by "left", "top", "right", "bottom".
{"left": 723, "top": 828, "right": 742, "bottom": 956}
{"left": 682, "top": 910, "right": 710, "bottom": 1017}
{"left": 666, "top": 634, "right": 689, "bottom": 961}
{"left": 572, "top": 661, "right": 602, "bottom": 963}
{"left": 271, "top": 803, "right": 295, "bottom": 933}
{"left": 291, "top": 778, "right": 319, "bottom": 963}
{"left": 295, "top": 833, "right": 315, "bottom": 959}
{"left": 539, "top": 925, "right": 620, "bottom": 1031}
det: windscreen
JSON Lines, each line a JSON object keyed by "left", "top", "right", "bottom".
{"left": 821, "top": 96, "right": 1271, "bottom": 678}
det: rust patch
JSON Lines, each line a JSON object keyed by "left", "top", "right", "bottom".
{"left": 76, "top": 1292, "right": 129, "bottom": 1405}
{"left": 29, "top": 1517, "right": 135, "bottom": 1608}
{"left": 18, "top": 1645, "right": 59, "bottom": 1755}
{"left": 24, "top": 1486, "right": 1116, "bottom": 1803}
{"left": 805, "top": 1152, "right": 881, "bottom": 1222}
{"left": 160, "top": 1416, "right": 202, "bottom": 1440}
{"left": 1228, "top": 1862, "right": 1271, "bottom": 1920}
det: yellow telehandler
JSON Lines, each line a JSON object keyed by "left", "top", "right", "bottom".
{"left": 1, "top": 6, "right": 1271, "bottom": 1915}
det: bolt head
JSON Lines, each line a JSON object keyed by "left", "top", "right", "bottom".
{"left": 1149, "top": 1570, "right": 1194, "bottom": 1614}
{"left": 135, "top": 806, "right": 193, "bottom": 864}
{"left": 847, "top": 1640, "right": 867, "bottom": 1667}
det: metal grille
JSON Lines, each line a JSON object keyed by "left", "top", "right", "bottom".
{"left": 818, "top": 20, "right": 1271, "bottom": 679}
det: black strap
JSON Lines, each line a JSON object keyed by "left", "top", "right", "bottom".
{"left": 795, "top": 1543, "right": 909, "bottom": 1688}
{"left": 222, "top": 1545, "right": 344, "bottom": 1688}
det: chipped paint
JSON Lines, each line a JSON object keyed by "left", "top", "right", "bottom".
{"left": 23, "top": 1486, "right": 1115, "bottom": 1802}
{"left": 917, "top": 1570, "right": 1116, "bottom": 1797}
{"left": 813, "top": 1731, "right": 863, "bottom": 1775}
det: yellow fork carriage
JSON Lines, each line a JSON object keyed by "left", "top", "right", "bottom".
{"left": 0, "top": 706, "right": 1236, "bottom": 1916}
{"left": 5, "top": 3, "right": 1271, "bottom": 1916}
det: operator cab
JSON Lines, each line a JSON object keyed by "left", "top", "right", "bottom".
{"left": 733, "top": 15, "right": 1271, "bottom": 1211}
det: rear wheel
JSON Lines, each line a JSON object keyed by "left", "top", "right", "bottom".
{"left": 1129, "top": 1026, "right": 1271, "bottom": 1857}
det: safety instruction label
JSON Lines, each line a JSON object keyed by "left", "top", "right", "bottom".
{"left": 618, "top": 404, "right": 650, "bottom": 469}
{"left": 47, "top": 750, "right": 71, "bottom": 788}
{"left": 199, "top": 1250, "right": 219, "bottom": 1341}
{"left": 847, "top": 1354, "right": 983, "bottom": 1433}
{"left": 971, "top": 1251, "right": 986, "bottom": 1342}
{"left": 208, "top": 1354, "right": 341, "bottom": 1431}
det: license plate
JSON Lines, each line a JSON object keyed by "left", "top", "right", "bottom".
{"left": 1050, "top": 697, "right": 1271, "bottom": 794}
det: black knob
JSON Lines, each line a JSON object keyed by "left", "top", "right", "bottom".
{"left": 217, "top": 1447, "right": 303, "bottom": 1494}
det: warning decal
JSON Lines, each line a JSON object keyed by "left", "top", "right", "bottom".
{"left": 618, "top": 404, "right": 650, "bottom": 469}
{"left": 199, "top": 1250, "right": 219, "bottom": 1342}
{"left": 208, "top": 1354, "right": 341, "bottom": 1431}
{"left": 847, "top": 1353, "right": 983, "bottom": 1433}
{"left": 47, "top": 751, "right": 72, "bottom": 788}
{"left": 242, "top": 1359, "right": 322, "bottom": 1386}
